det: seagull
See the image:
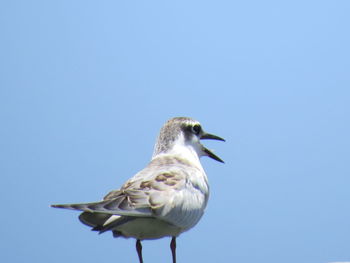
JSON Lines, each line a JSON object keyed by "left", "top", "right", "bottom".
{"left": 52, "top": 117, "right": 224, "bottom": 263}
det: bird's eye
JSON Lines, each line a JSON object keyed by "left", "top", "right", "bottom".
{"left": 191, "top": 125, "right": 201, "bottom": 135}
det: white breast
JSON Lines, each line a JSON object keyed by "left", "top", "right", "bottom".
{"left": 161, "top": 169, "right": 209, "bottom": 231}
{"left": 151, "top": 134, "right": 210, "bottom": 232}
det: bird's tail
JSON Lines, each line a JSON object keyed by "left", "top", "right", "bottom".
{"left": 51, "top": 200, "right": 115, "bottom": 213}
{"left": 51, "top": 197, "right": 152, "bottom": 217}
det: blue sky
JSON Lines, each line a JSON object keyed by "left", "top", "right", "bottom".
{"left": 1, "top": 1, "right": 350, "bottom": 262}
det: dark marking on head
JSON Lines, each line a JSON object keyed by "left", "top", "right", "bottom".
{"left": 153, "top": 117, "right": 200, "bottom": 155}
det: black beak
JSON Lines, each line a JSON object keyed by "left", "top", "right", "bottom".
{"left": 200, "top": 133, "right": 225, "bottom": 142}
{"left": 200, "top": 132, "right": 225, "bottom": 163}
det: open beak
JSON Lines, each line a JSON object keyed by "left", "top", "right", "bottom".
{"left": 200, "top": 132, "right": 225, "bottom": 163}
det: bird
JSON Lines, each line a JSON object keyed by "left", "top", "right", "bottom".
{"left": 51, "top": 117, "right": 225, "bottom": 263}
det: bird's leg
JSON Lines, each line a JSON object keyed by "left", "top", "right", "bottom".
{"left": 136, "top": 239, "right": 143, "bottom": 263}
{"left": 170, "top": 237, "right": 176, "bottom": 263}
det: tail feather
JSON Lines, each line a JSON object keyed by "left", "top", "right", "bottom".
{"left": 79, "top": 212, "right": 136, "bottom": 236}
{"left": 51, "top": 203, "right": 96, "bottom": 212}
{"left": 98, "top": 215, "right": 135, "bottom": 234}
{"left": 51, "top": 196, "right": 150, "bottom": 237}
{"left": 51, "top": 198, "right": 124, "bottom": 213}
{"left": 78, "top": 211, "right": 112, "bottom": 228}
{"left": 51, "top": 198, "right": 151, "bottom": 217}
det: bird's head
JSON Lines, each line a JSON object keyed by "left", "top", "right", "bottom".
{"left": 153, "top": 117, "right": 225, "bottom": 163}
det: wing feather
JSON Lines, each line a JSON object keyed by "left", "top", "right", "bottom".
{"left": 51, "top": 156, "right": 199, "bottom": 224}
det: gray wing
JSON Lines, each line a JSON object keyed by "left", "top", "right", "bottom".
{"left": 51, "top": 156, "right": 193, "bottom": 218}
{"left": 51, "top": 189, "right": 153, "bottom": 217}
{"left": 51, "top": 187, "right": 155, "bottom": 235}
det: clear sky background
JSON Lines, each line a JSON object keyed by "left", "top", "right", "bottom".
{"left": 1, "top": 1, "right": 349, "bottom": 263}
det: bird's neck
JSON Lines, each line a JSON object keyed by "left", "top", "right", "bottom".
{"left": 152, "top": 143, "right": 204, "bottom": 171}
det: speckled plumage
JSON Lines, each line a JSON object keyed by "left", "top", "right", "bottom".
{"left": 52, "top": 117, "right": 224, "bottom": 263}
